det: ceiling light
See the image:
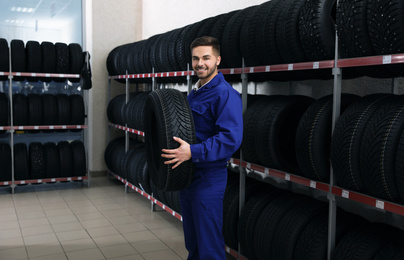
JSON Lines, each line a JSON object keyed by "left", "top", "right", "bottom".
{"left": 10, "top": 6, "right": 34, "bottom": 13}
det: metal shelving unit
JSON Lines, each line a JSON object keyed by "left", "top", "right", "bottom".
{"left": 0, "top": 69, "right": 90, "bottom": 193}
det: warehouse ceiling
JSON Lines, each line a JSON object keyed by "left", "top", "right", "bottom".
{"left": 0, "top": 0, "right": 81, "bottom": 32}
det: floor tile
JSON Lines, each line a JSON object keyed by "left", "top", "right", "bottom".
{"left": 19, "top": 217, "right": 50, "bottom": 228}
{"left": 29, "top": 253, "right": 67, "bottom": 260}
{"left": 65, "top": 248, "right": 106, "bottom": 260}
{"left": 0, "top": 246, "right": 28, "bottom": 260}
{"left": 21, "top": 224, "right": 54, "bottom": 237}
{"left": 160, "top": 235, "right": 186, "bottom": 249}
{"left": 114, "top": 222, "right": 147, "bottom": 234}
{"left": 80, "top": 218, "right": 112, "bottom": 229}
{"left": 0, "top": 220, "right": 19, "bottom": 231}
{"left": 44, "top": 208, "right": 74, "bottom": 217}
{"left": 60, "top": 237, "right": 98, "bottom": 252}
{"left": 51, "top": 221, "right": 84, "bottom": 233}
{"left": 23, "top": 233, "right": 59, "bottom": 246}
{"left": 141, "top": 248, "right": 182, "bottom": 260}
{"left": 26, "top": 241, "right": 64, "bottom": 258}
{"left": 56, "top": 229, "right": 91, "bottom": 242}
{"left": 47, "top": 214, "right": 78, "bottom": 225}
{"left": 0, "top": 237, "right": 25, "bottom": 248}
{"left": 92, "top": 234, "right": 129, "bottom": 247}
{"left": 123, "top": 230, "right": 157, "bottom": 243}
{"left": 151, "top": 226, "right": 183, "bottom": 239}
{"left": 0, "top": 228, "right": 22, "bottom": 240}
{"left": 75, "top": 211, "right": 105, "bottom": 221}
{"left": 131, "top": 238, "right": 169, "bottom": 253}
{"left": 86, "top": 225, "right": 120, "bottom": 238}
{"left": 99, "top": 243, "right": 138, "bottom": 258}
{"left": 108, "top": 215, "right": 139, "bottom": 226}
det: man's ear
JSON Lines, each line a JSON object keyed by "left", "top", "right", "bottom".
{"left": 217, "top": 56, "right": 221, "bottom": 66}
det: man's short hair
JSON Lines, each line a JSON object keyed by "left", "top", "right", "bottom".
{"left": 190, "top": 36, "right": 220, "bottom": 56}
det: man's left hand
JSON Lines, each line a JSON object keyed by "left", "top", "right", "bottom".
{"left": 161, "top": 136, "right": 191, "bottom": 169}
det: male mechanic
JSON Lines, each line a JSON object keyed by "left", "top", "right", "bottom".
{"left": 161, "top": 36, "right": 243, "bottom": 260}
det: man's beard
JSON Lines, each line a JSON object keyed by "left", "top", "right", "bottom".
{"left": 195, "top": 63, "right": 217, "bottom": 80}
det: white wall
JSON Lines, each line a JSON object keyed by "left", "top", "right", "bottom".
{"left": 142, "top": 0, "right": 268, "bottom": 39}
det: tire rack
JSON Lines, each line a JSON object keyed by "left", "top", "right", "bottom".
{"left": 0, "top": 71, "right": 89, "bottom": 193}
{"left": 108, "top": 51, "right": 404, "bottom": 259}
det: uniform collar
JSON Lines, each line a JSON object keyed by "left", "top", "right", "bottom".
{"left": 193, "top": 72, "right": 223, "bottom": 92}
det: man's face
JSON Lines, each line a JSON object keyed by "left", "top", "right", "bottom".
{"left": 191, "top": 46, "right": 221, "bottom": 84}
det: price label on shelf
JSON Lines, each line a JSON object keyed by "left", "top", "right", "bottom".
{"left": 265, "top": 66, "right": 270, "bottom": 72}
{"left": 288, "top": 64, "right": 293, "bottom": 70}
{"left": 285, "top": 174, "right": 290, "bottom": 181}
{"left": 383, "top": 55, "right": 392, "bottom": 64}
{"left": 376, "top": 200, "right": 385, "bottom": 210}
{"left": 230, "top": 69, "right": 235, "bottom": 74}
{"left": 310, "top": 181, "right": 316, "bottom": 188}
{"left": 313, "top": 62, "right": 319, "bottom": 69}
{"left": 246, "top": 163, "right": 251, "bottom": 169}
{"left": 342, "top": 190, "right": 349, "bottom": 198}
{"left": 264, "top": 168, "right": 269, "bottom": 174}
{"left": 249, "top": 67, "right": 254, "bottom": 73}
{"left": 34, "top": 126, "right": 39, "bottom": 130}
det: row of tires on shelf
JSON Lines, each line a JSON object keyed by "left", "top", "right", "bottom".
{"left": 0, "top": 92, "right": 85, "bottom": 129}
{"left": 0, "top": 140, "right": 86, "bottom": 182}
{"left": 225, "top": 174, "right": 404, "bottom": 260}
{"left": 103, "top": 135, "right": 404, "bottom": 260}
{"left": 104, "top": 137, "right": 181, "bottom": 214}
{"left": 107, "top": 92, "right": 150, "bottom": 132}
{"left": 242, "top": 93, "right": 404, "bottom": 204}
{"left": 0, "top": 38, "right": 84, "bottom": 82}
{"left": 107, "top": 0, "right": 404, "bottom": 83}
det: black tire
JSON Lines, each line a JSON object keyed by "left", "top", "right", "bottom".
{"left": 56, "top": 94, "right": 71, "bottom": 126}
{"left": 298, "top": 0, "right": 337, "bottom": 61}
{"left": 71, "top": 140, "right": 86, "bottom": 177}
{"left": 55, "top": 42, "right": 69, "bottom": 82}
{"left": 14, "top": 143, "right": 29, "bottom": 181}
{"left": 331, "top": 94, "right": 393, "bottom": 192}
{"left": 221, "top": 7, "right": 258, "bottom": 69}
{"left": 276, "top": 0, "right": 307, "bottom": 63}
{"left": 13, "top": 93, "right": 28, "bottom": 127}
{"left": 0, "top": 143, "right": 11, "bottom": 181}
{"left": 242, "top": 95, "right": 278, "bottom": 164}
{"left": 337, "top": 0, "right": 373, "bottom": 59}
{"left": 104, "top": 137, "right": 126, "bottom": 172}
{"left": 360, "top": 96, "right": 404, "bottom": 202}
{"left": 42, "top": 94, "right": 58, "bottom": 126}
{"left": 58, "top": 141, "right": 73, "bottom": 178}
{"left": 255, "top": 95, "right": 314, "bottom": 173}
{"left": 27, "top": 94, "right": 42, "bottom": 126}
{"left": 367, "top": 0, "right": 404, "bottom": 77}
{"left": 26, "top": 41, "right": 42, "bottom": 82}
{"left": 271, "top": 199, "right": 327, "bottom": 260}
{"left": 396, "top": 130, "right": 404, "bottom": 202}
{"left": 29, "top": 142, "right": 45, "bottom": 179}
{"left": 43, "top": 142, "right": 60, "bottom": 178}
{"left": 11, "top": 39, "right": 26, "bottom": 81}
{"left": 0, "top": 92, "right": 9, "bottom": 132}
{"left": 295, "top": 93, "right": 359, "bottom": 182}
{"left": 70, "top": 94, "right": 85, "bottom": 126}
{"left": 0, "top": 38, "right": 9, "bottom": 81}
{"left": 68, "top": 43, "right": 83, "bottom": 82}
{"left": 253, "top": 194, "right": 302, "bottom": 260}
{"left": 144, "top": 89, "right": 196, "bottom": 191}
{"left": 41, "top": 41, "right": 56, "bottom": 82}
{"left": 332, "top": 223, "right": 394, "bottom": 260}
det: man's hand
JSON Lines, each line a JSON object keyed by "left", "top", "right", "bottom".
{"left": 161, "top": 136, "right": 191, "bottom": 169}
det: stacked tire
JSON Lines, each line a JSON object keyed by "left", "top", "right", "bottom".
{"left": 107, "top": 91, "right": 150, "bottom": 131}
{"left": 331, "top": 94, "right": 404, "bottom": 203}
{"left": 241, "top": 95, "right": 314, "bottom": 174}
{"left": 12, "top": 93, "right": 85, "bottom": 128}
{"left": 0, "top": 38, "right": 84, "bottom": 82}
{"left": 12, "top": 140, "right": 86, "bottom": 181}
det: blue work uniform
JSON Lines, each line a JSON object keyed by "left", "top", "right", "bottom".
{"left": 180, "top": 72, "right": 243, "bottom": 260}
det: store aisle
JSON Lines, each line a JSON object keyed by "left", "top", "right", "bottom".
{"left": 0, "top": 177, "right": 187, "bottom": 260}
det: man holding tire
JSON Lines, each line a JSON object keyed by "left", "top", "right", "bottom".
{"left": 161, "top": 36, "right": 243, "bottom": 260}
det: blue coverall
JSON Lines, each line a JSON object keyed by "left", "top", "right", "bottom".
{"left": 180, "top": 72, "right": 243, "bottom": 260}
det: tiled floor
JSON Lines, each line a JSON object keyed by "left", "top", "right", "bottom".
{"left": 0, "top": 176, "right": 188, "bottom": 260}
